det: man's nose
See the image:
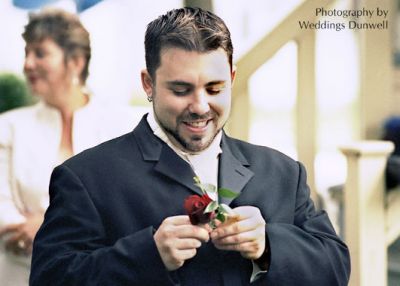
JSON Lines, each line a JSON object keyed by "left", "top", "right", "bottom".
{"left": 188, "top": 90, "right": 210, "bottom": 115}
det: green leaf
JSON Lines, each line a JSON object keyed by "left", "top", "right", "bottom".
{"left": 216, "top": 211, "right": 226, "bottom": 223}
{"left": 218, "top": 188, "right": 239, "bottom": 199}
{"left": 204, "top": 201, "right": 218, "bottom": 213}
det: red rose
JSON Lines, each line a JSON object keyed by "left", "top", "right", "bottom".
{"left": 184, "top": 194, "right": 213, "bottom": 225}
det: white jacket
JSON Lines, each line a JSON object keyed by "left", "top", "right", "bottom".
{"left": 0, "top": 98, "right": 140, "bottom": 228}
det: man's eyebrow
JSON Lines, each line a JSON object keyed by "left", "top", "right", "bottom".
{"left": 166, "top": 81, "right": 193, "bottom": 87}
{"left": 205, "top": 81, "right": 226, "bottom": 87}
{"left": 165, "top": 80, "right": 226, "bottom": 87}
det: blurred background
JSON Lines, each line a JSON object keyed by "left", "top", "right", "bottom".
{"left": 0, "top": 0, "right": 370, "bottom": 200}
{"left": 0, "top": 0, "right": 399, "bottom": 285}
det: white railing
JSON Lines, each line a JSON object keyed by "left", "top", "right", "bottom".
{"left": 227, "top": 0, "right": 334, "bottom": 202}
{"left": 340, "top": 141, "right": 399, "bottom": 286}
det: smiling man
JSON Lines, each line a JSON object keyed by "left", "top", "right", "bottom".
{"left": 142, "top": 47, "right": 232, "bottom": 153}
{"left": 30, "top": 7, "right": 350, "bottom": 286}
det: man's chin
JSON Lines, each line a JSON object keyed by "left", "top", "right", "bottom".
{"left": 182, "top": 137, "right": 213, "bottom": 153}
{"left": 185, "top": 145, "right": 205, "bottom": 153}
{"left": 169, "top": 126, "right": 217, "bottom": 153}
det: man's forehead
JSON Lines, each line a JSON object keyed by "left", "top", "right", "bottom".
{"left": 159, "top": 47, "right": 229, "bottom": 65}
{"left": 156, "top": 48, "right": 231, "bottom": 82}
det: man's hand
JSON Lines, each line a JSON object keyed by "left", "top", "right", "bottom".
{"left": 210, "top": 206, "right": 266, "bottom": 260}
{"left": 154, "top": 215, "right": 210, "bottom": 271}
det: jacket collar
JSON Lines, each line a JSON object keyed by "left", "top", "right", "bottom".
{"left": 133, "top": 115, "right": 254, "bottom": 203}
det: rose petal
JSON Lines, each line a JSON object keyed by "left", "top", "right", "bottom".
{"left": 184, "top": 194, "right": 214, "bottom": 225}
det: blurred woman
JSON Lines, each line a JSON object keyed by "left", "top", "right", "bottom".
{"left": 0, "top": 9, "right": 137, "bottom": 285}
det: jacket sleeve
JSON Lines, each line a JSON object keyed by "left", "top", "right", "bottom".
{"left": 30, "top": 165, "right": 178, "bottom": 286}
{"left": 0, "top": 117, "right": 25, "bottom": 228}
{"left": 262, "top": 162, "right": 351, "bottom": 286}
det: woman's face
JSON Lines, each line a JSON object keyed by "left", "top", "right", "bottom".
{"left": 24, "top": 38, "right": 73, "bottom": 100}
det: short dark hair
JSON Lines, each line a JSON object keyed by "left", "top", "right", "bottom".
{"left": 22, "top": 9, "right": 91, "bottom": 84}
{"left": 144, "top": 7, "right": 233, "bottom": 80}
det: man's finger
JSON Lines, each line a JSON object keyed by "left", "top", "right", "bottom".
{"left": 164, "top": 215, "right": 192, "bottom": 226}
{"left": 213, "top": 239, "right": 265, "bottom": 259}
{"left": 212, "top": 229, "right": 258, "bottom": 245}
{"left": 176, "top": 248, "right": 198, "bottom": 261}
{"left": 232, "top": 206, "right": 262, "bottom": 220}
{"left": 174, "top": 225, "right": 210, "bottom": 242}
{"left": 174, "top": 238, "right": 202, "bottom": 250}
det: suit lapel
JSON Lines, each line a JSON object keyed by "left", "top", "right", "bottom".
{"left": 133, "top": 117, "right": 254, "bottom": 199}
{"left": 218, "top": 134, "right": 254, "bottom": 206}
{"left": 133, "top": 116, "right": 202, "bottom": 196}
{"left": 154, "top": 146, "right": 201, "bottom": 195}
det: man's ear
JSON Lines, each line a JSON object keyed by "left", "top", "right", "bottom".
{"left": 231, "top": 65, "right": 237, "bottom": 87}
{"left": 141, "top": 69, "right": 154, "bottom": 99}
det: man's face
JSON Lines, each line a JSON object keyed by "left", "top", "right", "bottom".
{"left": 143, "top": 48, "right": 235, "bottom": 153}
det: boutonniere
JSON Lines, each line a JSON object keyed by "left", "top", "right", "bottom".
{"left": 184, "top": 177, "right": 239, "bottom": 228}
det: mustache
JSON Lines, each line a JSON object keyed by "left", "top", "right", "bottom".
{"left": 179, "top": 111, "right": 216, "bottom": 121}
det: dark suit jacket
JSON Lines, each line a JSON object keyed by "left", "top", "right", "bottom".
{"left": 30, "top": 116, "right": 350, "bottom": 286}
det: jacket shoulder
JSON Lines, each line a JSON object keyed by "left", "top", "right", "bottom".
{"left": 0, "top": 104, "right": 41, "bottom": 144}
{"left": 0, "top": 104, "right": 39, "bottom": 122}
{"left": 225, "top": 135, "right": 297, "bottom": 165}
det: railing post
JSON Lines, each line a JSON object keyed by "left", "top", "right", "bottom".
{"left": 340, "top": 141, "right": 394, "bottom": 286}
{"left": 296, "top": 30, "right": 317, "bottom": 204}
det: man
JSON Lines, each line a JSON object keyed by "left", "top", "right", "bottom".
{"left": 30, "top": 7, "right": 350, "bottom": 286}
